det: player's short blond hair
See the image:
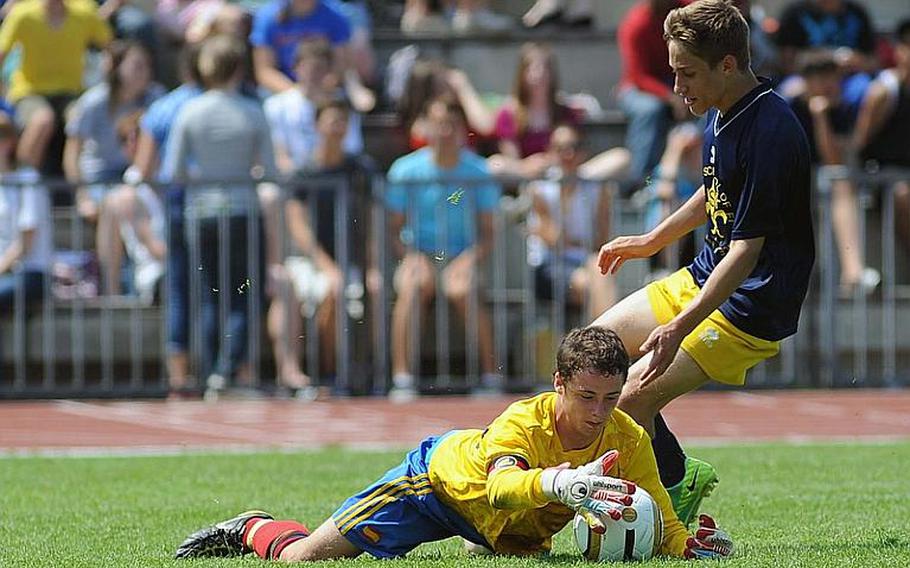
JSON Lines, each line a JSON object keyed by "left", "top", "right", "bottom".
{"left": 664, "top": 0, "right": 751, "bottom": 71}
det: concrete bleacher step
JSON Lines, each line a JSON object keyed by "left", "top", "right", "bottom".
{"left": 0, "top": 299, "right": 163, "bottom": 364}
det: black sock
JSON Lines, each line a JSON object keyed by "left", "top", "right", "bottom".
{"left": 652, "top": 413, "right": 687, "bottom": 488}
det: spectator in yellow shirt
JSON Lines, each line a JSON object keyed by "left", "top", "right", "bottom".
{"left": 0, "top": 0, "right": 111, "bottom": 173}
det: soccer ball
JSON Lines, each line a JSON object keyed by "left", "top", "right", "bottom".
{"left": 572, "top": 487, "right": 663, "bottom": 562}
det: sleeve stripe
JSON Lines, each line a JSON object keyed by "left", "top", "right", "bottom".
{"left": 487, "top": 454, "right": 530, "bottom": 474}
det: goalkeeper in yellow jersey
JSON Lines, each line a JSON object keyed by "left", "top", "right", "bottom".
{"left": 175, "top": 327, "right": 733, "bottom": 562}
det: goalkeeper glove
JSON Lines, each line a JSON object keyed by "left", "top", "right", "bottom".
{"left": 577, "top": 490, "right": 635, "bottom": 533}
{"left": 541, "top": 450, "right": 636, "bottom": 534}
{"left": 577, "top": 448, "right": 621, "bottom": 477}
{"left": 684, "top": 515, "right": 734, "bottom": 559}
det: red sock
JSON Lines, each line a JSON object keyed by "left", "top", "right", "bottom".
{"left": 243, "top": 519, "right": 310, "bottom": 560}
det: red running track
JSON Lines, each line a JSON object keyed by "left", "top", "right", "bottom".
{"left": 1, "top": 390, "right": 908, "bottom": 455}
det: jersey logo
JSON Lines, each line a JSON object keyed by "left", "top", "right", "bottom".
{"left": 362, "top": 526, "right": 382, "bottom": 544}
{"left": 699, "top": 327, "right": 720, "bottom": 348}
{"left": 487, "top": 455, "right": 530, "bottom": 473}
{"left": 709, "top": 145, "right": 716, "bottom": 164}
{"left": 704, "top": 176, "right": 733, "bottom": 255}
{"left": 569, "top": 480, "right": 589, "bottom": 500}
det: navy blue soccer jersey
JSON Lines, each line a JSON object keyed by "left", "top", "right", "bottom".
{"left": 688, "top": 80, "right": 815, "bottom": 341}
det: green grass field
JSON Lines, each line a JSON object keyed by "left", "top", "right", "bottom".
{"left": 3, "top": 441, "right": 909, "bottom": 568}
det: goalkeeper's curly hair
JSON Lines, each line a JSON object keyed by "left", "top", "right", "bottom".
{"left": 556, "top": 327, "right": 630, "bottom": 383}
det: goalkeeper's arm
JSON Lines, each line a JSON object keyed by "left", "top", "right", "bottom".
{"left": 485, "top": 451, "right": 635, "bottom": 511}
{"left": 485, "top": 455, "right": 550, "bottom": 510}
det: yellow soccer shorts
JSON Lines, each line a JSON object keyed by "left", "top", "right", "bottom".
{"left": 646, "top": 268, "right": 779, "bottom": 385}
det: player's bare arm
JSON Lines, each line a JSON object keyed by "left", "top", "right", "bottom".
{"left": 598, "top": 187, "right": 707, "bottom": 275}
{"left": 638, "top": 236, "right": 764, "bottom": 386}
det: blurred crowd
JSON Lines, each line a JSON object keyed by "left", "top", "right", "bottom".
{"left": 0, "top": 0, "right": 908, "bottom": 399}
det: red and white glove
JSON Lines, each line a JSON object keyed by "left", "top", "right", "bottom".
{"left": 541, "top": 450, "right": 636, "bottom": 534}
{"left": 684, "top": 515, "right": 734, "bottom": 559}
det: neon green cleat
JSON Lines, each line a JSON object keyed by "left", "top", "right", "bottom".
{"left": 666, "top": 457, "right": 718, "bottom": 528}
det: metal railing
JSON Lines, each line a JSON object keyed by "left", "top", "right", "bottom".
{"left": 1, "top": 166, "right": 909, "bottom": 398}
{"left": 811, "top": 165, "right": 910, "bottom": 388}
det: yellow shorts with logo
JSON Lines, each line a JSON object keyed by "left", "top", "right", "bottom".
{"left": 646, "top": 268, "right": 780, "bottom": 385}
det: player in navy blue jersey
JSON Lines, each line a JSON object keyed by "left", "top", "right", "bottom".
{"left": 590, "top": 0, "right": 814, "bottom": 527}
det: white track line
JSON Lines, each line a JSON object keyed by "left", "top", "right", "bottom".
{"left": 53, "top": 400, "right": 280, "bottom": 444}
{"left": 0, "top": 441, "right": 408, "bottom": 458}
{"left": 3, "top": 436, "right": 908, "bottom": 458}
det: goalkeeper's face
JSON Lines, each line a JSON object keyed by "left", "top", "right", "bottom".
{"left": 555, "top": 370, "right": 623, "bottom": 440}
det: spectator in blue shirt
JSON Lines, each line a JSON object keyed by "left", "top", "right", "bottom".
{"left": 250, "top": 0, "right": 374, "bottom": 112}
{"left": 385, "top": 95, "right": 502, "bottom": 398}
{"left": 132, "top": 44, "right": 204, "bottom": 399}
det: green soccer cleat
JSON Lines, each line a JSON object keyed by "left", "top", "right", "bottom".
{"left": 667, "top": 457, "right": 718, "bottom": 528}
{"left": 175, "top": 510, "right": 273, "bottom": 559}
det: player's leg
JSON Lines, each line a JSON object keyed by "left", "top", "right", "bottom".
{"left": 619, "top": 346, "right": 709, "bottom": 435}
{"left": 619, "top": 348, "right": 715, "bottom": 527}
{"left": 593, "top": 269, "right": 697, "bottom": 493}
{"left": 278, "top": 518, "right": 362, "bottom": 561}
{"left": 174, "top": 509, "right": 348, "bottom": 562}
{"left": 327, "top": 435, "right": 469, "bottom": 559}
{"left": 589, "top": 286, "right": 660, "bottom": 360}
{"left": 620, "top": 348, "right": 709, "bottom": 469}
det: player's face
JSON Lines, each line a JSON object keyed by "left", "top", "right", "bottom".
{"left": 669, "top": 41, "right": 728, "bottom": 117}
{"left": 554, "top": 370, "right": 624, "bottom": 440}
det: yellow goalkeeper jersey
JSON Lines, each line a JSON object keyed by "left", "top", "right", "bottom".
{"left": 426, "top": 392, "right": 689, "bottom": 557}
